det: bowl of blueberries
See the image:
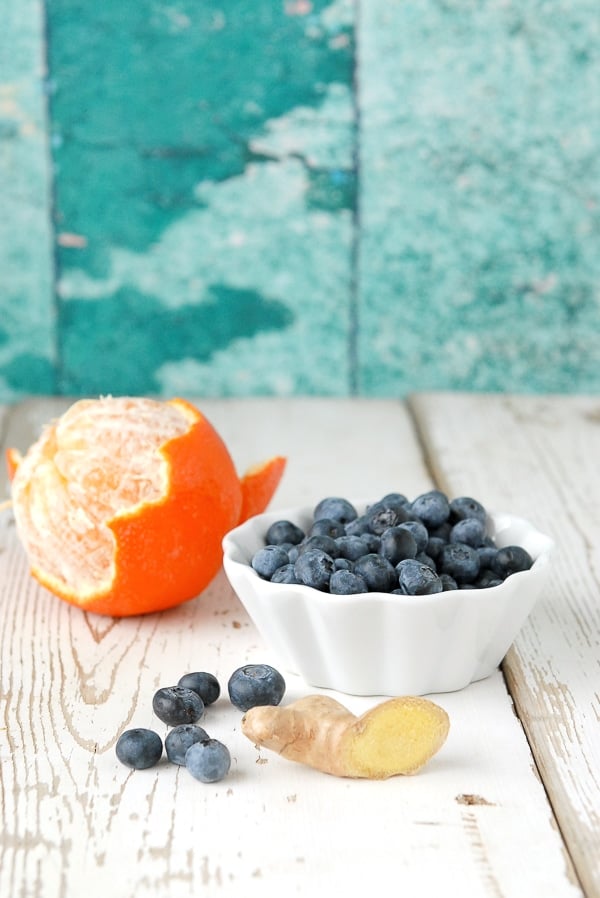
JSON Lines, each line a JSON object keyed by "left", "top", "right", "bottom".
{"left": 222, "top": 490, "right": 554, "bottom": 696}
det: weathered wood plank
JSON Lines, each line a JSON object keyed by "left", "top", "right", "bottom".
{"left": 0, "top": 0, "right": 56, "bottom": 398}
{"left": 45, "top": 3, "right": 356, "bottom": 398}
{"left": 410, "top": 392, "right": 600, "bottom": 898}
{"left": 356, "top": 1, "right": 600, "bottom": 396}
{"left": 0, "top": 398, "right": 584, "bottom": 897}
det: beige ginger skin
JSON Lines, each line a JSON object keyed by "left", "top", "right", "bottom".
{"left": 241, "top": 694, "right": 450, "bottom": 779}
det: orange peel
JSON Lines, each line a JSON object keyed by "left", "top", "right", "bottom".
{"left": 7, "top": 396, "right": 285, "bottom": 617}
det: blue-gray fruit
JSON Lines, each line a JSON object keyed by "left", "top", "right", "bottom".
{"left": 329, "top": 569, "right": 368, "bottom": 595}
{"left": 116, "top": 728, "right": 163, "bottom": 769}
{"left": 396, "top": 559, "right": 443, "bottom": 595}
{"left": 252, "top": 545, "right": 290, "bottom": 579}
{"left": 265, "top": 520, "right": 305, "bottom": 546}
{"left": 185, "top": 739, "right": 231, "bottom": 783}
{"left": 165, "top": 724, "right": 210, "bottom": 765}
{"left": 410, "top": 490, "right": 450, "bottom": 529}
{"left": 313, "top": 496, "right": 357, "bottom": 524}
{"left": 353, "top": 553, "right": 396, "bottom": 592}
{"left": 152, "top": 686, "right": 204, "bottom": 726}
{"left": 177, "top": 672, "right": 220, "bottom": 705}
{"left": 439, "top": 542, "right": 481, "bottom": 584}
{"left": 228, "top": 664, "right": 286, "bottom": 712}
{"left": 491, "top": 545, "right": 533, "bottom": 577}
{"left": 294, "top": 548, "right": 335, "bottom": 590}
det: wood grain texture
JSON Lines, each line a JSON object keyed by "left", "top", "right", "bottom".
{"left": 0, "top": 398, "right": 584, "bottom": 897}
{"left": 410, "top": 392, "right": 600, "bottom": 898}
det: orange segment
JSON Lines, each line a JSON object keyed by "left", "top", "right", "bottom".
{"left": 239, "top": 456, "right": 287, "bottom": 523}
{"left": 8, "top": 396, "right": 285, "bottom": 617}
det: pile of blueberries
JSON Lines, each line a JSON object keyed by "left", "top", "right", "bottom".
{"left": 250, "top": 490, "right": 534, "bottom": 596}
{"left": 115, "top": 663, "right": 286, "bottom": 780}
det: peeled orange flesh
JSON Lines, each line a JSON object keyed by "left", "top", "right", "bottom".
{"left": 8, "top": 396, "right": 285, "bottom": 617}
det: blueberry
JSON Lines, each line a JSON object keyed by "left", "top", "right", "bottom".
{"left": 450, "top": 517, "right": 487, "bottom": 548}
{"left": 116, "top": 728, "right": 163, "bottom": 769}
{"left": 165, "top": 724, "right": 210, "bottom": 765}
{"left": 361, "top": 532, "right": 382, "bottom": 553}
{"left": 449, "top": 496, "right": 487, "bottom": 524}
{"left": 378, "top": 526, "right": 418, "bottom": 565}
{"left": 410, "top": 490, "right": 450, "bottom": 529}
{"left": 380, "top": 492, "right": 410, "bottom": 513}
{"left": 491, "top": 545, "right": 533, "bottom": 577}
{"left": 439, "top": 542, "right": 481, "bottom": 585}
{"left": 313, "top": 496, "right": 357, "bottom": 525}
{"left": 329, "top": 569, "right": 369, "bottom": 595}
{"left": 185, "top": 739, "right": 231, "bottom": 783}
{"left": 475, "top": 569, "right": 504, "bottom": 589}
{"left": 228, "top": 664, "right": 286, "bottom": 712}
{"left": 365, "top": 501, "right": 409, "bottom": 534}
{"left": 254, "top": 489, "right": 534, "bottom": 599}
{"left": 344, "top": 515, "right": 373, "bottom": 537}
{"left": 335, "top": 535, "right": 370, "bottom": 561}
{"left": 333, "top": 557, "right": 353, "bottom": 571}
{"left": 177, "top": 672, "right": 221, "bottom": 705}
{"left": 152, "top": 686, "right": 204, "bottom": 726}
{"left": 353, "top": 554, "right": 397, "bottom": 592}
{"left": 396, "top": 559, "right": 443, "bottom": 595}
{"left": 428, "top": 521, "right": 452, "bottom": 541}
{"left": 415, "top": 552, "right": 436, "bottom": 571}
{"left": 265, "top": 520, "right": 305, "bottom": 546}
{"left": 251, "top": 545, "right": 290, "bottom": 579}
{"left": 310, "top": 517, "right": 346, "bottom": 539}
{"left": 296, "top": 534, "right": 340, "bottom": 558}
{"left": 271, "top": 563, "right": 302, "bottom": 584}
{"left": 294, "top": 548, "right": 335, "bottom": 590}
{"left": 397, "top": 520, "right": 429, "bottom": 553}
{"left": 426, "top": 536, "right": 446, "bottom": 561}
{"left": 477, "top": 545, "right": 498, "bottom": 569}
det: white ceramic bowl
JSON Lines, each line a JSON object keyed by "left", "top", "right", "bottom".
{"left": 222, "top": 503, "right": 554, "bottom": 696}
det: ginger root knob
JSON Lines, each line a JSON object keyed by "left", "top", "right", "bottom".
{"left": 241, "top": 694, "right": 449, "bottom": 779}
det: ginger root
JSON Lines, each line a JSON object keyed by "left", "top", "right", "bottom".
{"left": 241, "top": 694, "right": 449, "bottom": 779}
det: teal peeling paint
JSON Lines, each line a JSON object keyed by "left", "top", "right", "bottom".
{"left": 1, "top": 0, "right": 599, "bottom": 400}
{"left": 49, "top": 0, "right": 354, "bottom": 263}
{"left": 2, "top": 354, "right": 56, "bottom": 394}
{"left": 357, "top": 0, "right": 600, "bottom": 395}
{"left": 58, "top": 285, "right": 295, "bottom": 395}
{"left": 47, "top": 0, "right": 355, "bottom": 396}
{"left": 0, "top": 0, "right": 56, "bottom": 398}
{"left": 307, "top": 168, "right": 356, "bottom": 211}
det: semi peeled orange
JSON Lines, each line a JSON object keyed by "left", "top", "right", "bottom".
{"left": 7, "top": 396, "right": 285, "bottom": 617}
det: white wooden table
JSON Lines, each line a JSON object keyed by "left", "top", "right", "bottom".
{"left": 1, "top": 395, "right": 599, "bottom": 898}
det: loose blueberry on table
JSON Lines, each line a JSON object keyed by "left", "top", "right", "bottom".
{"left": 185, "top": 739, "right": 231, "bottom": 783}
{"left": 115, "top": 728, "right": 163, "bottom": 769}
{"left": 250, "top": 490, "right": 534, "bottom": 596}
{"left": 152, "top": 686, "right": 204, "bottom": 726}
{"left": 177, "top": 671, "right": 221, "bottom": 706}
{"left": 165, "top": 724, "right": 210, "bottom": 765}
{"left": 115, "top": 669, "right": 238, "bottom": 783}
{"left": 228, "top": 663, "right": 286, "bottom": 712}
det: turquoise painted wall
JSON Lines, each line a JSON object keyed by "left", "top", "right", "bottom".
{"left": 1, "top": 0, "right": 599, "bottom": 400}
